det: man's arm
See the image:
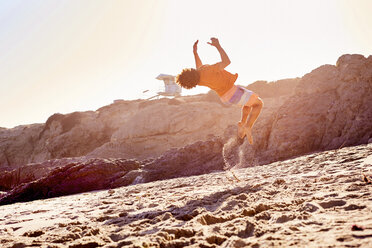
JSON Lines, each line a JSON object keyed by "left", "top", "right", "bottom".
{"left": 193, "top": 40, "right": 203, "bottom": 69}
{"left": 207, "top": 37, "right": 231, "bottom": 69}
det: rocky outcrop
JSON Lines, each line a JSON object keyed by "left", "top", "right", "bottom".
{"left": 246, "top": 78, "right": 301, "bottom": 98}
{"left": 1, "top": 53, "right": 371, "bottom": 193}
{"left": 225, "top": 54, "right": 372, "bottom": 167}
{"left": 0, "top": 157, "right": 86, "bottom": 191}
{"left": 0, "top": 73, "right": 300, "bottom": 170}
{"left": 0, "top": 94, "right": 241, "bottom": 169}
{"left": 0, "top": 158, "right": 141, "bottom": 205}
{"left": 98, "top": 101, "right": 232, "bottom": 160}
{"left": 0, "top": 53, "right": 371, "bottom": 205}
{"left": 0, "top": 137, "right": 225, "bottom": 205}
{"left": 0, "top": 85, "right": 291, "bottom": 170}
{"left": 0, "top": 111, "right": 113, "bottom": 170}
{"left": 141, "top": 137, "right": 224, "bottom": 183}
{"left": 31, "top": 111, "right": 112, "bottom": 162}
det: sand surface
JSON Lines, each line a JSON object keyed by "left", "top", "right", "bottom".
{"left": 0, "top": 144, "right": 371, "bottom": 247}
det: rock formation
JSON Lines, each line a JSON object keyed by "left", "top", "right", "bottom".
{"left": 0, "top": 158, "right": 140, "bottom": 205}
{"left": 0, "top": 54, "right": 371, "bottom": 204}
{"left": 0, "top": 124, "right": 43, "bottom": 170}
{"left": 225, "top": 54, "right": 372, "bottom": 167}
{"left": 140, "top": 137, "right": 224, "bottom": 183}
{"left": 0, "top": 69, "right": 305, "bottom": 170}
{"left": 0, "top": 93, "right": 241, "bottom": 169}
{"left": 31, "top": 111, "right": 112, "bottom": 162}
{"left": 0, "top": 137, "right": 224, "bottom": 205}
{"left": 246, "top": 78, "right": 301, "bottom": 98}
{"left": 0, "top": 157, "right": 86, "bottom": 191}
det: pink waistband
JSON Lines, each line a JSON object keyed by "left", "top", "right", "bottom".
{"left": 220, "top": 85, "right": 237, "bottom": 102}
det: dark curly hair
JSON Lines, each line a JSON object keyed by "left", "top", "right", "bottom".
{"left": 176, "top": 68, "right": 200, "bottom": 89}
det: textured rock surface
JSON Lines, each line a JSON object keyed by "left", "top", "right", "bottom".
{"left": 0, "top": 158, "right": 141, "bottom": 205}
{"left": 141, "top": 137, "right": 225, "bottom": 183}
{"left": 0, "top": 138, "right": 225, "bottom": 205}
{"left": 89, "top": 97, "right": 236, "bottom": 160}
{"left": 0, "top": 157, "right": 86, "bottom": 191}
{"left": 0, "top": 124, "right": 43, "bottom": 170}
{"left": 246, "top": 78, "right": 301, "bottom": 98}
{"left": 225, "top": 54, "right": 372, "bottom": 168}
{"left": 31, "top": 111, "right": 112, "bottom": 162}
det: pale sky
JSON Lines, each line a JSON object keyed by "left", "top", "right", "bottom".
{"left": 1, "top": 0, "right": 371, "bottom": 128}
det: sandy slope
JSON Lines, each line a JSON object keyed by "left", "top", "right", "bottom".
{"left": 0, "top": 144, "right": 371, "bottom": 248}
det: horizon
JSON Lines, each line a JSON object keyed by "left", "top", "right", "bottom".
{"left": 1, "top": 0, "right": 372, "bottom": 128}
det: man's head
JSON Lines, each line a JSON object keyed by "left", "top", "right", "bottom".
{"left": 176, "top": 68, "right": 200, "bottom": 89}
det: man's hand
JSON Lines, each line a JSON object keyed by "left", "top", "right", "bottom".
{"left": 193, "top": 40, "right": 199, "bottom": 54}
{"left": 207, "top": 37, "right": 220, "bottom": 47}
{"left": 207, "top": 37, "right": 230, "bottom": 69}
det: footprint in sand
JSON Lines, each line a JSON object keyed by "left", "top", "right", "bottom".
{"left": 344, "top": 204, "right": 366, "bottom": 211}
{"left": 318, "top": 199, "right": 346, "bottom": 209}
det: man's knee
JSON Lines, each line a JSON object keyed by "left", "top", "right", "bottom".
{"left": 245, "top": 93, "right": 263, "bottom": 108}
{"left": 252, "top": 95, "right": 263, "bottom": 108}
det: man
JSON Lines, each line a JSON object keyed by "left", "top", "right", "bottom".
{"left": 176, "top": 38, "right": 263, "bottom": 144}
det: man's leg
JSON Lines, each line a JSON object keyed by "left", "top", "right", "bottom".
{"left": 238, "top": 105, "right": 252, "bottom": 138}
{"left": 244, "top": 96, "right": 263, "bottom": 144}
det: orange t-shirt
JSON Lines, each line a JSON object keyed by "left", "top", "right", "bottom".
{"left": 198, "top": 64, "right": 238, "bottom": 96}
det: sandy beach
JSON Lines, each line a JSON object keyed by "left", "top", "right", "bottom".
{"left": 1, "top": 144, "right": 371, "bottom": 247}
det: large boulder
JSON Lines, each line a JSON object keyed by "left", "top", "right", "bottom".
{"left": 0, "top": 158, "right": 140, "bottom": 205}
{"left": 0, "top": 157, "right": 86, "bottom": 191}
{"left": 225, "top": 54, "right": 372, "bottom": 167}
{"left": 141, "top": 137, "right": 225, "bottom": 183}
{"left": 31, "top": 111, "right": 112, "bottom": 162}
{"left": 88, "top": 100, "right": 239, "bottom": 160}
{"left": 275, "top": 54, "right": 372, "bottom": 152}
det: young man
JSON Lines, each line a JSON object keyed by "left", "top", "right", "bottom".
{"left": 176, "top": 38, "right": 263, "bottom": 144}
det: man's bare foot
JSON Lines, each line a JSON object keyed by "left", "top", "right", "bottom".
{"left": 244, "top": 127, "right": 253, "bottom": 144}
{"left": 237, "top": 122, "right": 245, "bottom": 139}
